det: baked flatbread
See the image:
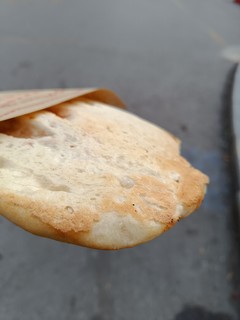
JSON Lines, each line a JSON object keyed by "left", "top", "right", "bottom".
{"left": 0, "top": 99, "right": 209, "bottom": 249}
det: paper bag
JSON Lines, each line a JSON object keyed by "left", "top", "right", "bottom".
{"left": 0, "top": 88, "right": 125, "bottom": 121}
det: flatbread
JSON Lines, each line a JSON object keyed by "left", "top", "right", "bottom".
{"left": 0, "top": 99, "right": 209, "bottom": 249}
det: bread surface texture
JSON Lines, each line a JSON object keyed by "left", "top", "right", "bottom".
{"left": 0, "top": 99, "right": 209, "bottom": 249}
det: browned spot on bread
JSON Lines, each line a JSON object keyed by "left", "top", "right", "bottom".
{"left": 0, "top": 116, "right": 52, "bottom": 138}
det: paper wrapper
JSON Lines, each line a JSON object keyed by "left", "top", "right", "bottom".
{"left": 0, "top": 88, "right": 125, "bottom": 121}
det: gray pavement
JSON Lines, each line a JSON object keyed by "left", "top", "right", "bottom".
{"left": 0, "top": 1, "right": 240, "bottom": 319}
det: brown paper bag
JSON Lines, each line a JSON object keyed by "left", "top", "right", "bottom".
{"left": 0, "top": 88, "right": 125, "bottom": 121}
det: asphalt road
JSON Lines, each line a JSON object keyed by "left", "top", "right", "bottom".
{"left": 0, "top": 1, "right": 240, "bottom": 319}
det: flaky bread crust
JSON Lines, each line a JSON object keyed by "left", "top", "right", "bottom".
{"left": 0, "top": 99, "right": 209, "bottom": 249}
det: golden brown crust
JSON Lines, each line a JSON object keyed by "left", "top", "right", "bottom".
{"left": 0, "top": 99, "right": 209, "bottom": 249}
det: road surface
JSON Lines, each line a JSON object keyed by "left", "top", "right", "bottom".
{"left": 0, "top": 1, "right": 240, "bottom": 319}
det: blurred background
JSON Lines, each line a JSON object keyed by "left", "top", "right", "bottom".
{"left": 0, "top": 0, "right": 240, "bottom": 319}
